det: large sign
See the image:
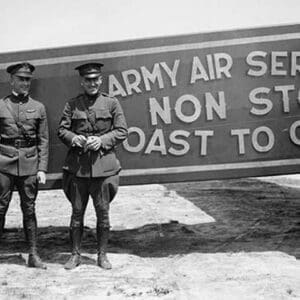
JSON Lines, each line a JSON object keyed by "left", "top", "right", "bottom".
{"left": 0, "top": 24, "right": 300, "bottom": 188}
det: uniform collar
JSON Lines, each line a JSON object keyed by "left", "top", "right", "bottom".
{"left": 11, "top": 91, "right": 29, "bottom": 102}
{"left": 84, "top": 92, "right": 100, "bottom": 105}
{"left": 12, "top": 90, "right": 29, "bottom": 97}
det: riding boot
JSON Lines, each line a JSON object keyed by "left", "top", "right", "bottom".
{"left": 97, "top": 227, "right": 112, "bottom": 269}
{"left": 0, "top": 215, "right": 4, "bottom": 240}
{"left": 23, "top": 218, "right": 29, "bottom": 242}
{"left": 26, "top": 217, "right": 47, "bottom": 269}
{"left": 64, "top": 227, "right": 82, "bottom": 270}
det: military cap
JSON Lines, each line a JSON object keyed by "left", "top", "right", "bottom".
{"left": 75, "top": 62, "right": 104, "bottom": 78}
{"left": 6, "top": 62, "right": 35, "bottom": 78}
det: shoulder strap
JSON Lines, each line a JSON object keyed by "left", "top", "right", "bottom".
{"left": 4, "top": 97, "right": 31, "bottom": 141}
{"left": 78, "top": 97, "right": 97, "bottom": 131}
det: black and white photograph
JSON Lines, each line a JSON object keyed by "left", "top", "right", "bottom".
{"left": 0, "top": 0, "right": 299, "bottom": 299}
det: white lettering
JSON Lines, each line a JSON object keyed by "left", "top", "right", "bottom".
{"left": 108, "top": 74, "right": 127, "bottom": 97}
{"left": 149, "top": 96, "right": 171, "bottom": 125}
{"left": 122, "top": 127, "right": 145, "bottom": 152}
{"left": 231, "top": 129, "right": 250, "bottom": 154}
{"left": 214, "top": 53, "right": 233, "bottom": 79}
{"left": 205, "top": 91, "right": 227, "bottom": 120}
{"left": 207, "top": 54, "right": 215, "bottom": 80}
{"left": 274, "top": 85, "right": 295, "bottom": 113}
{"left": 246, "top": 51, "right": 267, "bottom": 77}
{"left": 145, "top": 129, "right": 167, "bottom": 154}
{"left": 122, "top": 69, "right": 142, "bottom": 95}
{"left": 141, "top": 63, "right": 164, "bottom": 91}
{"left": 190, "top": 56, "right": 209, "bottom": 83}
{"left": 175, "top": 94, "right": 201, "bottom": 123}
{"left": 168, "top": 130, "right": 190, "bottom": 156}
{"left": 194, "top": 130, "right": 214, "bottom": 156}
{"left": 252, "top": 126, "right": 275, "bottom": 152}
{"left": 160, "top": 60, "right": 180, "bottom": 87}
{"left": 291, "top": 52, "right": 300, "bottom": 76}
{"left": 271, "top": 51, "right": 288, "bottom": 76}
{"left": 249, "top": 87, "right": 272, "bottom": 116}
{"left": 290, "top": 120, "right": 300, "bottom": 145}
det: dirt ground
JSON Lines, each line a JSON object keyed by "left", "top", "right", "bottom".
{"left": 0, "top": 177, "right": 299, "bottom": 300}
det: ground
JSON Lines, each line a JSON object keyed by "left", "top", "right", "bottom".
{"left": 0, "top": 176, "right": 299, "bottom": 299}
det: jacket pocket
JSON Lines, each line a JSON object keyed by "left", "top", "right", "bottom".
{"left": 71, "top": 111, "right": 87, "bottom": 120}
{"left": 0, "top": 111, "right": 13, "bottom": 119}
{"left": 100, "top": 152, "right": 120, "bottom": 173}
{"left": 0, "top": 147, "right": 16, "bottom": 158}
{"left": 95, "top": 109, "right": 112, "bottom": 131}
{"left": 25, "top": 110, "right": 40, "bottom": 119}
{"left": 95, "top": 109, "right": 112, "bottom": 119}
{"left": 25, "top": 148, "right": 37, "bottom": 158}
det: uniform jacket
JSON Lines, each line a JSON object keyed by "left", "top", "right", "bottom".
{"left": 57, "top": 93, "right": 128, "bottom": 177}
{"left": 0, "top": 94, "right": 49, "bottom": 176}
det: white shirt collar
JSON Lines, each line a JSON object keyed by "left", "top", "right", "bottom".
{"left": 12, "top": 90, "right": 28, "bottom": 97}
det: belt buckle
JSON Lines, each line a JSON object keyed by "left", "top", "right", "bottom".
{"left": 14, "top": 139, "right": 22, "bottom": 148}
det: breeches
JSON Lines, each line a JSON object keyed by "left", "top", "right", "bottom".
{"left": 0, "top": 172, "right": 38, "bottom": 221}
{"left": 62, "top": 172, "right": 119, "bottom": 229}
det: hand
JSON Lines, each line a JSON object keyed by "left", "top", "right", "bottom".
{"left": 85, "top": 136, "right": 102, "bottom": 151}
{"left": 72, "top": 135, "right": 87, "bottom": 148}
{"left": 37, "top": 171, "right": 46, "bottom": 184}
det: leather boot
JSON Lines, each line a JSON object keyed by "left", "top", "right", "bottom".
{"left": 64, "top": 227, "right": 82, "bottom": 270}
{"left": 0, "top": 215, "right": 4, "bottom": 240}
{"left": 23, "top": 218, "right": 29, "bottom": 242}
{"left": 97, "top": 227, "right": 112, "bottom": 270}
{"left": 28, "top": 253, "right": 47, "bottom": 269}
{"left": 25, "top": 217, "right": 47, "bottom": 269}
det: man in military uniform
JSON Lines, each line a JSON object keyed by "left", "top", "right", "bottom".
{"left": 0, "top": 62, "right": 49, "bottom": 269}
{"left": 57, "top": 62, "right": 127, "bottom": 270}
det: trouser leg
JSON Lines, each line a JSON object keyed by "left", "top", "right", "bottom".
{"left": 91, "top": 175, "right": 119, "bottom": 269}
{"left": 0, "top": 172, "right": 14, "bottom": 239}
{"left": 62, "top": 172, "right": 89, "bottom": 269}
{"left": 96, "top": 227, "right": 111, "bottom": 269}
{"left": 17, "top": 175, "right": 38, "bottom": 253}
{"left": 68, "top": 176, "right": 89, "bottom": 254}
{"left": 0, "top": 217, "right": 4, "bottom": 238}
{"left": 16, "top": 175, "right": 46, "bottom": 269}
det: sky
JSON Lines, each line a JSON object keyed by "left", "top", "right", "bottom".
{"left": 0, "top": 0, "right": 300, "bottom": 53}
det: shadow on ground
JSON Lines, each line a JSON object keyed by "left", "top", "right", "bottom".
{"left": 0, "top": 178, "right": 299, "bottom": 264}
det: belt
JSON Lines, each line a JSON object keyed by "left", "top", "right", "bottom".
{"left": 82, "top": 133, "right": 101, "bottom": 137}
{"left": 0, "top": 138, "right": 37, "bottom": 148}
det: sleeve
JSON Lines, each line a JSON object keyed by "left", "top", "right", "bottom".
{"left": 37, "top": 104, "right": 49, "bottom": 172}
{"left": 57, "top": 101, "right": 77, "bottom": 147}
{"left": 100, "top": 98, "right": 128, "bottom": 151}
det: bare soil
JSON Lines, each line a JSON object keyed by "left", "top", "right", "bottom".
{"left": 0, "top": 177, "right": 299, "bottom": 299}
